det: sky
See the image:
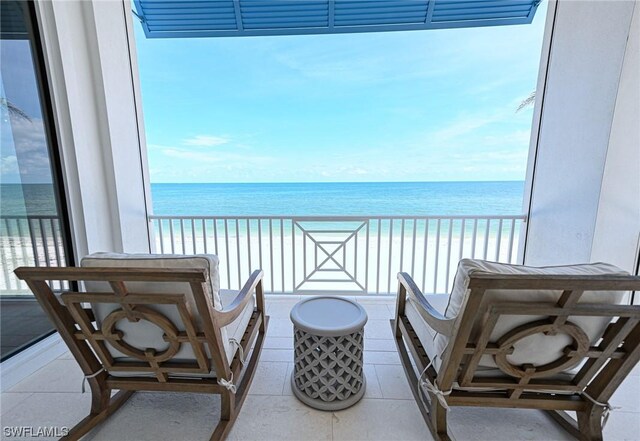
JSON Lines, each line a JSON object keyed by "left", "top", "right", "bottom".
{"left": 134, "top": 2, "right": 548, "bottom": 184}
{"left": 1, "top": 39, "right": 54, "bottom": 185}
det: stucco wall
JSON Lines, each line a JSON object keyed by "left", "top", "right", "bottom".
{"left": 590, "top": 4, "right": 640, "bottom": 274}
{"left": 36, "top": 0, "right": 151, "bottom": 257}
{"left": 523, "top": 0, "right": 637, "bottom": 268}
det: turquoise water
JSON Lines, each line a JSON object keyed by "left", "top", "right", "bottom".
{"left": 0, "top": 181, "right": 525, "bottom": 217}
{"left": 1, "top": 184, "right": 58, "bottom": 216}
{"left": 151, "top": 181, "right": 525, "bottom": 216}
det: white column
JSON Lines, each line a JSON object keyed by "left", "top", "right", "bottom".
{"left": 590, "top": 4, "right": 640, "bottom": 275}
{"left": 35, "top": 0, "right": 152, "bottom": 258}
{"left": 523, "top": 0, "right": 636, "bottom": 266}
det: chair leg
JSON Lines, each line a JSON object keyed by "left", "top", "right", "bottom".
{"left": 210, "top": 315, "right": 269, "bottom": 441}
{"left": 544, "top": 410, "right": 583, "bottom": 440}
{"left": 220, "top": 389, "right": 235, "bottom": 421}
{"left": 577, "top": 406, "right": 604, "bottom": 441}
{"left": 211, "top": 390, "right": 235, "bottom": 441}
{"left": 429, "top": 395, "right": 450, "bottom": 441}
{"left": 391, "top": 319, "right": 453, "bottom": 441}
{"left": 89, "top": 382, "right": 111, "bottom": 415}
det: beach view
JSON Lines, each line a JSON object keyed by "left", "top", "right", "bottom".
{"left": 3, "top": 2, "right": 639, "bottom": 438}
{"left": 1, "top": 2, "right": 547, "bottom": 296}
{"left": 131, "top": 11, "right": 545, "bottom": 294}
{"left": 147, "top": 181, "right": 525, "bottom": 294}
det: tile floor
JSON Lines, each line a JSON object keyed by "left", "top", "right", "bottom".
{"left": 1, "top": 296, "right": 639, "bottom": 441}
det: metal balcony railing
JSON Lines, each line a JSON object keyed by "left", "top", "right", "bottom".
{"left": 0, "top": 215, "right": 68, "bottom": 293}
{"left": 0, "top": 214, "right": 526, "bottom": 295}
{"left": 149, "top": 214, "right": 526, "bottom": 295}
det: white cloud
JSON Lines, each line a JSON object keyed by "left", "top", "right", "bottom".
{"left": 0, "top": 155, "right": 17, "bottom": 174}
{"left": 182, "top": 135, "right": 229, "bottom": 147}
{"left": 161, "top": 147, "right": 223, "bottom": 163}
{"left": 159, "top": 146, "right": 272, "bottom": 164}
{"left": 0, "top": 117, "right": 53, "bottom": 183}
{"left": 315, "top": 166, "right": 370, "bottom": 178}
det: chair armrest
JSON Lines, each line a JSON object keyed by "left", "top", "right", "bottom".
{"left": 397, "top": 272, "right": 455, "bottom": 336}
{"left": 217, "top": 270, "right": 264, "bottom": 327}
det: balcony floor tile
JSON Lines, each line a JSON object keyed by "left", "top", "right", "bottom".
{"left": 248, "top": 361, "right": 289, "bottom": 396}
{"left": 364, "top": 319, "right": 395, "bottom": 340}
{"left": 9, "top": 359, "right": 84, "bottom": 393}
{"left": 2, "top": 295, "right": 639, "bottom": 440}
{"left": 0, "top": 392, "right": 91, "bottom": 439}
{"left": 447, "top": 407, "right": 574, "bottom": 441}
{"left": 373, "top": 364, "right": 414, "bottom": 400}
{"left": 610, "top": 375, "right": 640, "bottom": 413}
{"left": 0, "top": 392, "right": 33, "bottom": 417}
{"left": 602, "top": 410, "right": 640, "bottom": 441}
{"left": 362, "top": 364, "right": 383, "bottom": 399}
{"left": 363, "top": 350, "right": 401, "bottom": 365}
{"left": 259, "top": 348, "right": 294, "bottom": 363}
{"left": 228, "top": 394, "right": 333, "bottom": 441}
{"left": 332, "top": 399, "right": 428, "bottom": 441}
{"left": 91, "top": 392, "right": 220, "bottom": 441}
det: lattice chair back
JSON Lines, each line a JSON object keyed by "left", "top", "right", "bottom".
{"left": 435, "top": 260, "right": 639, "bottom": 400}
{"left": 59, "top": 253, "right": 229, "bottom": 383}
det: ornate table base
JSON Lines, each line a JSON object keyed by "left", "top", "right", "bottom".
{"left": 291, "top": 326, "right": 366, "bottom": 411}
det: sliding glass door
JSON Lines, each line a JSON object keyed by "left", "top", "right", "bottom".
{"left": 0, "top": 1, "right": 73, "bottom": 360}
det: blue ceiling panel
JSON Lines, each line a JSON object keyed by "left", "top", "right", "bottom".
{"left": 133, "top": 0, "right": 541, "bottom": 38}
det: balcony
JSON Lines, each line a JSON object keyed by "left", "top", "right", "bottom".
{"left": 1, "top": 213, "right": 639, "bottom": 440}
{"left": 1, "top": 0, "right": 639, "bottom": 440}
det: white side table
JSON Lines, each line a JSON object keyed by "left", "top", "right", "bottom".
{"left": 290, "top": 296, "right": 368, "bottom": 411}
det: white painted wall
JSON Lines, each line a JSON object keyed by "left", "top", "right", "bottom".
{"left": 590, "top": 4, "right": 640, "bottom": 274}
{"left": 35, "top": 0, "right": 151, "bottom": 258}
{"left": 523, "top": 0, "right": 637, "bottom": 267}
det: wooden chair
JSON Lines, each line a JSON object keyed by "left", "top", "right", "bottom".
{"left": 14, "top": 253, "right": 268, "bottom": 441}
{"left": 392, "top": 259, "right": 640, "bottom": 441}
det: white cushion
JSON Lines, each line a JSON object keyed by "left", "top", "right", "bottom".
{"left": 220, "top": 289, "right": 255, "bottom": 363}
{"left": 81, "top": 253, "right": 254, "bottom": 376}
{"left": 406, "top": 259, "right": 629, "bottom": 375}
{"left": 82, "top": 252, "right": 222, "bottom": 308}
{"left": 404, "top": 294, "right": 449, "bottom": 362}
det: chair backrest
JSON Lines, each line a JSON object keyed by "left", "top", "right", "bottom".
{"left": 80, "top": 253, "right": 226, "bottom": 368}
{"left": 14, "top": 254, "right": 233, "bottom": 383}
{"left": 436, "top": 259, "right": 640, "bottom": 402}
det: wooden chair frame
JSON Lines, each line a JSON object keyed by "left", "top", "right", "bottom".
{"left": 392, "top": 271, "right": 640, "bottom": 441}
{"left": 14, "top": 266, "right": 269, "bottom": 441}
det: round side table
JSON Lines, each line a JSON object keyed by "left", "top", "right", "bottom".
{"left": 290, "top": 296, "right": 368, "bottom": 411}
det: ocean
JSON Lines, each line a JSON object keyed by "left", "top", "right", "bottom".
{"left": 0, "top": 181, "right": 524, "bottom": 216}
{"left": 151, "top": 181, "right": 525, "bottom": 216}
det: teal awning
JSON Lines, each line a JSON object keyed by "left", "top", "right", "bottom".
{"left": 133, "top": 0, "right": 542, "bottom": 39}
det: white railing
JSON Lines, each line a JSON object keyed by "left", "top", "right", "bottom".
{"left": 0, "top": 215, "right": 68, "bottom": 293}
{"left": 149, "top": 214, "right": 526, "bottom": 295}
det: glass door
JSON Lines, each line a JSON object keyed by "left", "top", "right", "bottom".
{"left": 0, "top": 1, "right": 73, "bottom": 360}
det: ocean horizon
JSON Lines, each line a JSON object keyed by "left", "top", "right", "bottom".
{"left": 150, "top": 181, "right": 525, "bottom": 216}
{"left": 0, "top": 181, "right": 525, "bottom": 217}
